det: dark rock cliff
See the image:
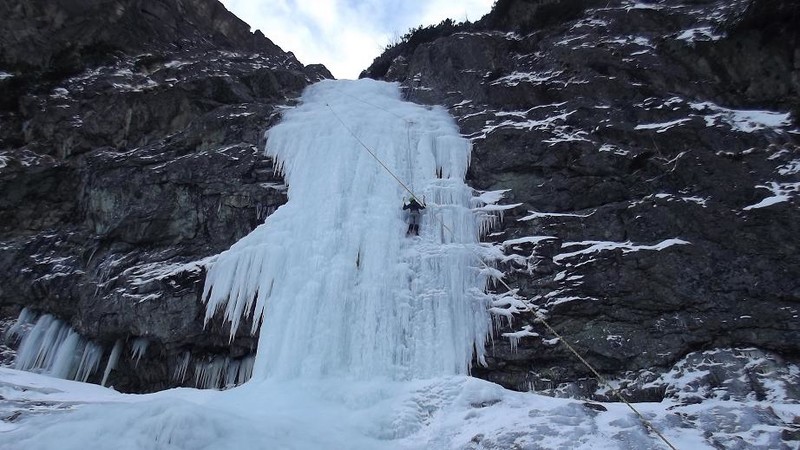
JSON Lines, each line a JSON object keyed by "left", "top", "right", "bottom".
{"left": 2, "top": 0, "right": 798, "bottom": 407}
{"left": 365, "top": 0, "right": 799, "bottom": 399}
{"left": 0, "top": 0, "right": 330, "bottom": 391}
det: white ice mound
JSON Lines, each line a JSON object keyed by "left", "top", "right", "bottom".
{"left": 202, "top": 79, "right": 492, "bottom": 380}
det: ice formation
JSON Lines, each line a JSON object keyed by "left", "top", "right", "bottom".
{"left": 130, "top": 337, "right": 149, "bottom": 367}
{"left": 193, "top": 355, "right": 255, "bottom": 389}
{"left": 173, "top": 351, "right": 191, "bottom": 383}
{"left": 3, "top": 80, "right": 798, "bottom": 450}
{"left": 203, "top": 79, "right": 494, "bottom": 380}
{"left": 12, "top": 312, "right": 103, "bottom": 383}
{"left": 4, "top": 307, "right": 35, "bottom": 342}
{"left": 100, "top": 339, "right": 122, "bottom": 387}
{"left": 162, "top": 351, "right": 256, "bottom": 389}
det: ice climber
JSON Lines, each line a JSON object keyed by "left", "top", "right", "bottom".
{"left": 403, "top": 196, "right": 426, "bottom": 236}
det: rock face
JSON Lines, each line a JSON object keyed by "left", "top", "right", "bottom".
{"left": 2, "top": 0, "right": 281, "bottom": 72}
{"left": 365, "top": 0, "right": 799, "bottom": 399}
{"left": 2, "top": 0, "right": 799, "bottom": 406}
{"left": 0, "top": 0, "right": 330, "bottom": 391}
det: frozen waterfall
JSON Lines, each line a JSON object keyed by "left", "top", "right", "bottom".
{"left": 6, "top": 80, "right": 781, "bottom": 450}
{"left": 203, "top": 79, "right": 494, "bottom": 380}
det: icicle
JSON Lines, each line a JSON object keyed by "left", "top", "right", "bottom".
{"left": 15, "top": 315, "right": 63, "bottom": 371}
{"left": 191, "top": 354, "right": 256, "bottom": 389}
{"left": 75, "top": 342, "right": 104, "bottom": 382}
{"left": 502, "top": 326, "right": 540, "bottom": 353}
{"left": 130, "top": 337, "right": 149, "bottom": 367}
{"left": 173, "top": 352, "right": 191, "bottom": 383}
{"left": 49, "top": 331, "right": 82, "bottom": 379}
{"left": 237, "top": 355, "right": 255, "bottom": 385}
{"left": 224, "top": 359, "right": 242, "bottom": 388}
{"left": 4, "top": 307, "right": 36, "bottom": 344}
{"left": 101, "top": 340, "right": 123, "bottom": 387}
{"left": 194, "top": 356, "right": 226, "bottom": 389}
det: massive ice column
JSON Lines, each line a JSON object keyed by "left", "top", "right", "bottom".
{"left": 203, "top": 79, "right": 492, "bottom": 380}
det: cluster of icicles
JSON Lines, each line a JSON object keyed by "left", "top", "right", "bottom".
{"left": 4, "top": 308, "right": 254, "bottom": 389}
{"left": 6, "top": 308, "right": 104, "bottom": 383}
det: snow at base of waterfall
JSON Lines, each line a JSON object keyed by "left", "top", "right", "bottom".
{"left": 2, "top": 367, "right": 798, "bottom": 450}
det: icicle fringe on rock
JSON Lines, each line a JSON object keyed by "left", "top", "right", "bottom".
{"left": 13, "top": 312, "right": 104, "bottom": 383}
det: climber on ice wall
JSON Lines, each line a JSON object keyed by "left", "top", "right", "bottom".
{"left": 403, "top": 197, "right": 425, "bottom": 236}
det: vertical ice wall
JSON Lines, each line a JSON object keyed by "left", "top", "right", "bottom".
{"left": 203, "top": 79, "right": 492, "bottom": 380}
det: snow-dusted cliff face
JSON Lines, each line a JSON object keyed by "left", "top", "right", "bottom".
{"left": 1, "top": 0, "right": 800, "bottom": 447}
{"left": 0, "top": 0, "right": 330, "bottom": 391}
{"left": 1, "top": 0, "right": 799, "bottom": 433}
{"left": 366, "top": 0, "right": 800, "bottom": 399}
{"left": 3, "top": 78, "right": 797, "bottom": 450}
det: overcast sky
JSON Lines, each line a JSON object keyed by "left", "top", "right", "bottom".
{"left": 220, "top": 0, "right": 495, "bottom": 79}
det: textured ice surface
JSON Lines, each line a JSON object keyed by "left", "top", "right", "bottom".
{"left": 203, "top": 79, "right": 492, "bottom": 380}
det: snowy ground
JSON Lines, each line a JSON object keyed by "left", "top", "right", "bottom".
{"left": 2, "top": 368, "right": 798, "bottom": 449}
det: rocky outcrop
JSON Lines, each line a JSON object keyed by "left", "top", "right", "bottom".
{"left": 3, "top": 0, "right": 799, "bottom": 404}
{"left": 366, "top": 0, "right": 800, "bottom": 397}
{"left": 0, "top": 0, "right": 282, "bottom": 72}
{"left": 0, "top": 0, "right": 330, "bottom": 391}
